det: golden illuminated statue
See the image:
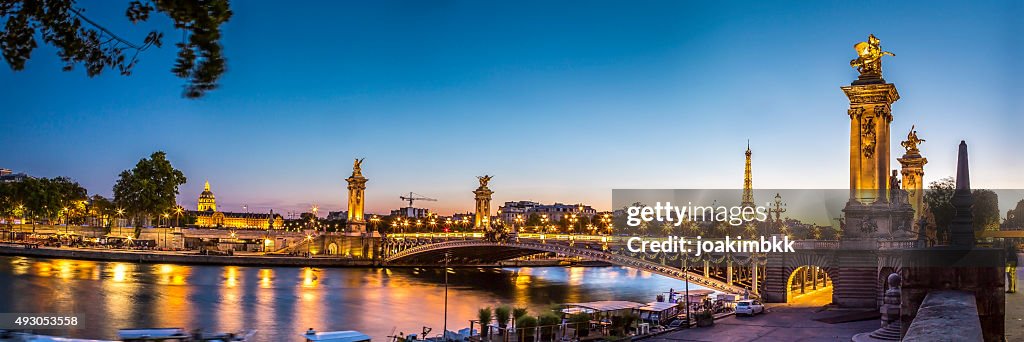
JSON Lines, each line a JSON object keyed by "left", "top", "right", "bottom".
{"left": 850, "top": 34, "right": 895, "bottom": 77}
{"left": 352, "top": 158, "right": 364, "bottom": 176}
{"left": 477, "top": 175, "right": 492, "bottom": 188}
{"left": 901, "top": 125, "right": 925, "bottom": 153}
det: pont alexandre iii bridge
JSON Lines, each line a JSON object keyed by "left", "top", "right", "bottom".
{"left": 376, "top": 233, "right": 902, "bottom": 305}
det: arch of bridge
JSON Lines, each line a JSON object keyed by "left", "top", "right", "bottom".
{"left": 384, "top": 239, "right": 754, "bottom": 294}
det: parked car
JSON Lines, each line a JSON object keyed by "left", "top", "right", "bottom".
{"left": 667, "top": 319, "right": 685, "bottom": 328}
{"left": 735, "top": 299, "right": 764, "bottom": 316}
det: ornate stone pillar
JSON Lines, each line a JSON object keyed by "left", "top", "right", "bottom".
{"left": 898, "top": 127, "right": 928, "bottom": 224}
{"left": 726, "top": 259, "right": 734, "bottom": 285}
{"left": 346, "top": 158, "right": 368, "bottom": 235}
{"left": 473, "top": 175, "right": 494, "bottom": 231}
{"left": 842, "top": 84, "right": 898, "bottom": 205}
{"left": 751, "top": 264, "right": 760, "bottom": 295}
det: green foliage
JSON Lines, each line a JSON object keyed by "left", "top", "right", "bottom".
{"left": 971, "top": 189, "right": 999, "bottom": 232}
{"left": 477, "top": 307, "right": 492, "bottom": 337}
{"left": 512, "top": 306, "right": 529, "bottom": 329}
{"left": 568, "top": 312, "right": 591, "bottom": 337}
{"left": 0, "top": 0, "right": 231, "bottom": 98}
{"left": 526, "top": 213, "right": 542, "bottom": 227}
{"left": 1006, "top": 200, "right": 1024, "bottom": 229}
{"left": 113, "top": 151, "right": 187, "bottom": 227}
{"left": 494, "top": 305, "right": 511, "bottom": 328}
{"left": 0, "top": 176, "right": 86, "bottom": 228}
{"left": 610, "top": 313, "right": 639, "bottom": 336}
{"left": 925, "top": 177, "right": 955, "bottom": 242}
{"left": 537, "top": 312, "right": 560, "bottom": 341}
{"left": 515, "top": 315, "right": 537, "bottom": 342}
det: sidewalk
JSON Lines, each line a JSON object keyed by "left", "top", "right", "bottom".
{"left": 643, "top": 287, "right": 876, "bottom": 342}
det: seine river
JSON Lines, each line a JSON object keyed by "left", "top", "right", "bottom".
{"left": 0, "top": 256, "right": 706, "bottom": 341}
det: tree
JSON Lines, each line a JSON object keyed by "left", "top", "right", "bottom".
{"left": 924, "top": 177, "right": 955, "bottom": 243}
{"left": 113, "top": 151, "right": 187, "bottom": 227}
{"left": 511, "top": 307, "right": 528, "bottom": 329}
{"left": 568, "top": 312, "right": 591, "bottom": 337}
{"left": 515, "top": 315, "right": 537, "bottom": 342}
{"left": 537, "top": 313, "right": 560, "bottom": 341}
{"left": 494, "top": 305, "right": 511, "bottom": 335}
{"left": 1006, "top": 200, "right": 1024, "bottom": 229}
{"left": 971, "top": 189, "right": 999, "bottom": 232}
{"left": 1, "top": 0, "right": 232, "bottom": 98}
{"left": 477, "top": 307, "right": 492, "bottom": 338}
{"left": 0, "top": 176, "right": 85, "bottom": 231}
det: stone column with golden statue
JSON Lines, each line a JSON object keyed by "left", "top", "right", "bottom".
{"left": 473, "top": 175, "right": 494, "bottom": 231}
{"left": 898, "top": 126, "right": 928, "bottom": 225}
{"left": 834, "top": 34, "right": 916, "bottom": 309}
{"left": 346, "top": 158, "right": 369, "bottom": 236}
{"left": 843, "top": 33, "right": 898, "bottom": 205}
{"left": 839, "top": 34, "right": 914, "bottom": 242}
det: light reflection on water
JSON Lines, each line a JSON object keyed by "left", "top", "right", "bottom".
{"left": 0, "top": 256, "right": 706, "bottom": 341}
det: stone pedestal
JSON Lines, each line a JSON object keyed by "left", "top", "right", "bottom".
{"left": 898, "top": 150, "right": 927, "bottom": 223}
{"left": 853, "top": 273, "right": 903, "bottom": 341}
{"left": 841, "top": 82, "right": 899, "bottom": 205}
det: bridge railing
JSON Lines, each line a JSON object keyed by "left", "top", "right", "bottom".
{"left": 792, "top": 239, "right": 840, "bottom": 250}
{"left": 878, "top": 239, "right": 923, "bottom": 250}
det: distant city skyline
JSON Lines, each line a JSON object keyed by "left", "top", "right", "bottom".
{"left": 2, "top": 1, "right": 1021, "bottom": 216}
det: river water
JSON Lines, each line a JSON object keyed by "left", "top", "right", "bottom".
{"left": 0, "top": 256, "right": 707, "bottom": 341}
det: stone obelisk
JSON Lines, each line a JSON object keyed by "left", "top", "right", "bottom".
{"left": 346, "top": 158, "right": 368, "bottom": 235}
{"left": 474, "top": 175, "right": 494, "bottom": 231}
{"left": 949, "top": 141, "right": 974, "bottom": 247}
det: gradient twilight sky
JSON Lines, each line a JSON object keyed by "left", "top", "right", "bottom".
{"left": 1, "top": 1, "right": 1021, "bottom": 216}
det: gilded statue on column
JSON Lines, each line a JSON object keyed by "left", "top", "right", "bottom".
{"left": 901, "top": 125, "right": 925, "bottom": 153}
{"left": 352, "top": 158, "right": 364, "bottom": 176}
{"left": 477, "top": 175, "right": 492, "bottom": 188}
{"left": 850, "top": 34, "right": 895, "bottom": 77}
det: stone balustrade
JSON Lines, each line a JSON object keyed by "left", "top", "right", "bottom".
{"left": 903, "top": 290, "right": 983, "bottom": 342}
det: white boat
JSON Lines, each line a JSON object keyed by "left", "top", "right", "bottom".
{"left": 118, "top": 328, "right": 255, "bottom": 341}
{"left": 301, "top": 329, "right": 371, "bottom": 342}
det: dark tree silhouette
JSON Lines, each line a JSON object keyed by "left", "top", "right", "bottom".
{"left": 1, "top": 0, "right": 231, "bottom": 98}
{"left": 113, "top": 151, "right": 187, "bottom": 227}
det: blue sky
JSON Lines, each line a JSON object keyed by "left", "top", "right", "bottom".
{"left": 1, "top": 1, "right": 1021, "bottom": 216}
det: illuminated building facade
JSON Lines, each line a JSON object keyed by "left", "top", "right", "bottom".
{"left": 192, "top": 181, "right": 283, "bottom": 229}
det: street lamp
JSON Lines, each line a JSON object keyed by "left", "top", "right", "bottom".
{"left": 541, "top": 214, "right": 549, "bottom": 234}
{"left": 305, "top": 234, "right": 313, "bottom": 255}
{"left": 61, "top": 207, "right": 69, "bottom": 235}
{"left": 116, "top": 208, "right": 125, "bottom": 237}
{"left": 598, "top": 214, "right": 606, "bottom": 235}
{"left": 174, "top": 206, "right": 184, "bottom": 228}
{"left": 370, "top": 215, "right": 381, "bottom": 235}
{"left": 569, "top": 213, "right": 578, "bottom": 236}
{"left": 162, "top": 213, "right": 170, "bottom": 249}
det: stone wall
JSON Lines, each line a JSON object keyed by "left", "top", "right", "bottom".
{"left": 903, "top": 290, "right": 983, "bottom": 342}
{"left": 900, "top": 248, "right": 1004, "bottom": 341}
